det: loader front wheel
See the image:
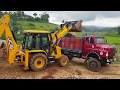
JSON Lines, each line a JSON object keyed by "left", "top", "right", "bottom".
{"left": 57, "top": 55, "right": 69, "bottom": 67}
{"left": 29, "top": 53, "right": 48, "bottom": 71}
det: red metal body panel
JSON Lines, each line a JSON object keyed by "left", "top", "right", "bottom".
{"left": 58, "top": 37, "right": 83, "bottom": 50}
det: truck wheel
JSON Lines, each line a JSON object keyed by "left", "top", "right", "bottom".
{"left": 86, "top": 58, "right": 101, "bottom": 72}
{"left": 29, "top": 53, "right": 48, "bottom": 71}
{"left": 58, "top": 55, "right": 69, "bottom": 67}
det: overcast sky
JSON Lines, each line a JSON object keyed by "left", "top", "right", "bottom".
{"left": 24, "top": 11, "right": 120, "bottom": 27}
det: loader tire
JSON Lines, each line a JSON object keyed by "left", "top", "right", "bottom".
{"left": 57, "top": 55, "right": 69, "bottom": 67}
{"left": 29, "top": 53, "right": 48, "bottom": 71}
{"left": 86, "top": 58, "right": 101, "bottom": 72}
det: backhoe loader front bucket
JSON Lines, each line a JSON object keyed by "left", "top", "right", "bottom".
{"left": 61, "top": 20, "right": 82, "bottom": 32}
{"left": 69, "top": 20, "right": 82, "bottom": 32}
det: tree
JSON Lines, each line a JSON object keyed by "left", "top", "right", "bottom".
{"left": 8, "top": 11, "right": 13, "bottom": 15}
{"left": 117, "top": 26, "right": 120, "bottom": 35}
{"left": 33, "top": 13, "right": 37, "bottom": 18}
{"left": 0, "top": 11, "right": 3, "bottom": 18}
{"left": 21, "top": 11, "right": 25, "bottom": 18}
{"left": 41, "top": 12, "right": 50, "bottom": 23}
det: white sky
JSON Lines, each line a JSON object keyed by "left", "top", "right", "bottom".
{"left": 24, "top": 11, "right": 120, "bottom": 27}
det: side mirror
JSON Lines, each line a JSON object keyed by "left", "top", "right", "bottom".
{"left": 106, "top": 39, "right": 108, "bottom": 44}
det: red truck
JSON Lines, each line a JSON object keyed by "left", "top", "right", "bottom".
{"left": 58, "top": 35, "right": 117, "bottom": 72}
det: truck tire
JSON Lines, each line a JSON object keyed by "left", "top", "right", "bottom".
{"left": 86, "top": 58, "right": 101, "bottom": 72}
{"left": 29, "top": 53, "right": 48, "bottom": 71}
{"left": 57, "top": 55, "right": 69, "bottom": 67}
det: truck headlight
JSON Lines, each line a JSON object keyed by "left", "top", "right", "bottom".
{"left": 106, "top": 52, "right": 108, "bottom": 57}
{"left": 100, "top": 51, "right": 103, "bottom": 55}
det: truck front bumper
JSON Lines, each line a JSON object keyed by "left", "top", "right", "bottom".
{"left": 106, "top": 56, "right": 117, "bottom": 63}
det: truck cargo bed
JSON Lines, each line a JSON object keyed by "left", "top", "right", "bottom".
{"left": 58, "top": 37, "right": 83, "bottom": 50}
{"left": 58, "top": 37, "right": 83, "bottom": 58}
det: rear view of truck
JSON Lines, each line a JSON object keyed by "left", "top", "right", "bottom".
{"left": 58, "top": 36, "right": 117, "bottom": 72}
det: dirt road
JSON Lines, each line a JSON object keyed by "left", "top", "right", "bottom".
{"left": 0, "top": 58, "right": 120, "bottom": 79}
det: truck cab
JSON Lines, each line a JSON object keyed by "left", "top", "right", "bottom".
{"left": 82, "top": 35, "right": 116, "bottom": 64}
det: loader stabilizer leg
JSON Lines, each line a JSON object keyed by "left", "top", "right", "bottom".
{"left": 24, "top": 50, "right": 29, "bottom": 68}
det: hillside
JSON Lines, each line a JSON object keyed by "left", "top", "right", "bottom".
{"left": 16, "top": 21, "right": 58, "bottom": 31}
{"left": 83, "top": 25, "right": 111, "bottom": 31}
{"left": 1, "top": 21, "right": 59, "bottom": 43}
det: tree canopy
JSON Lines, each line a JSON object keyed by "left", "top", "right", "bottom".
{"left": 0, "top": 11, "right": 3, "bottom": 18}
{"left": 8, "top": 11, "right": 50, "bottom": 23}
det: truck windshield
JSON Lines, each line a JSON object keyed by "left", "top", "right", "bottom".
{"left": 96, "top": 37, "right": 105, "bottom": 44}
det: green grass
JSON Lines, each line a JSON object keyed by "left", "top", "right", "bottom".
{"left": 17, "top": 21, "right": 58, "bottom": 31}
{"left": 116, "top": 55, "right": 120, "bottom": 64}
{"left": 104, "top": 36, "right": 120, "bottom": 54}
{"left": 12, "top": 21, "right": 59, "bottom": 44}
{"left": 105, "top": 36, "right": 120, "bottom": 45}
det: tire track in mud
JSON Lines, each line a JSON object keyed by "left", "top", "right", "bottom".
{"left": 41, "top": 68, "right": 58, "bottom": 79}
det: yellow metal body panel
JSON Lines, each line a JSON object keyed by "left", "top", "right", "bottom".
{"left": 51, "top": 46, "right": 62, "bottom": 59}
{"left": 28, "top": 50, "right": 47, "bottom": 54}
{"left": 24, "top": 30, "right": 49, "bottom": 34}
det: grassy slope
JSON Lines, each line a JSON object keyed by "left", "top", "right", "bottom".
{"left": 17, "top": 21, "right": 58, "bottom": 31}
{"left": 13, "top": 21, "right": 58, "bottom": 44}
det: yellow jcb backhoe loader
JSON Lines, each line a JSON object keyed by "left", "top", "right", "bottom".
{"left": 0, "top": 14, "right": 82, "bottom": 71}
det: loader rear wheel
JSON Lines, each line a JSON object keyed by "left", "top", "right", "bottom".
{"left": 29, "top": 53, "right": 48, "bottom": 71}
{"left": 58, "top": 55, "right": 69, "bottom": 67}
{"left": 86, "top": 58, "right": 101, "bottom": 72}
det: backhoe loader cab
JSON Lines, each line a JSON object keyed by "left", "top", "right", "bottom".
{"left": 22, "top": 30, "right": 50, "bottom": 51}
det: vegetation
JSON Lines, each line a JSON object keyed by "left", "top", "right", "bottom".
{"left": 0, "top": 11, "right": 3, "bottom": 18}
{"left": 117, "top": 26, "right": 120, "bottom": 35}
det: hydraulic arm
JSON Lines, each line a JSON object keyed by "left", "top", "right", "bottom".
{"left": 0, "top": 14, "right": 21, "bottom": 64}
{"left": 51, "top": 20, "right": 82, "bottom": 45}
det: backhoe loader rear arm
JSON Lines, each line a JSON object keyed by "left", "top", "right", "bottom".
{"left": 0, "top": 14, "right": 21, "bottom": 64}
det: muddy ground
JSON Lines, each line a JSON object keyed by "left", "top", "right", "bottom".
{"left": 0, "top": 57, "right": 120, "bottom": 79}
